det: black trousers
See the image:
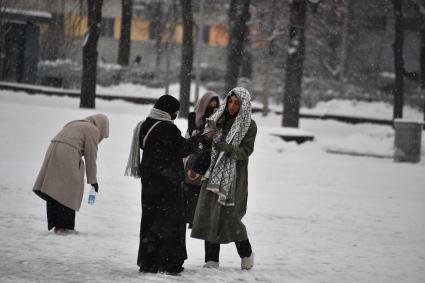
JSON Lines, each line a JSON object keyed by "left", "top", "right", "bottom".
{"left": 205, "top": 239, "right": 252, "bottom": 262}
{"left": 46, "top": 196, "right": 75, "bottom": 231}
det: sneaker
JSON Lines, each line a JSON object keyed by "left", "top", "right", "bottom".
{"left": 203, "top": 261, "right": 219, "bottom": 268}
{"left": 241, "top": 252, "right": 254, "bottom": 270}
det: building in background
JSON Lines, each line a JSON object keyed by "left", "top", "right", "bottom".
{"left": 0, "top": 8, "right": 51, "bottom": 84}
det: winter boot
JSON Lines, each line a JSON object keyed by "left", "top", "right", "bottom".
{"left": 241, "top": 252, "right": 254, "bottom": 270}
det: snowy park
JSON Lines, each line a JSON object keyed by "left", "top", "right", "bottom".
{"left": 1, "top": 87, "right": 425, "bottom": 282}
{"left": 2, "top": 0, "right": 425, "bottom": 282}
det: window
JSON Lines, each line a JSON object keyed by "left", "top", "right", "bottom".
{"left": 131, "top": 20, "right": 150, "bottom": 41}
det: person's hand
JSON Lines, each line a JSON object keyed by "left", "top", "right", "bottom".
{"left": 91, "top": 183, "right": 99, "bottom": 193}
{"left": 214, "top": 141, "right": 233, "bottom": 154}
{"left": 205, "top": 129, "right": 219, "bottom": 139}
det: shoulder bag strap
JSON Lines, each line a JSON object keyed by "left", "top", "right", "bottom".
{"left": 143, "top": 121, "right": 162, "bottom": 148}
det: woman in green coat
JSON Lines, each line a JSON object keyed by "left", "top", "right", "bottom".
{"left": 191, "top": 87, "right": 257, "bottom": 270}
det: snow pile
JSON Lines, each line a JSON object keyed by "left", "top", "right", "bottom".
{"left": 301, "top": 99, "right": 422, "bottom": 120}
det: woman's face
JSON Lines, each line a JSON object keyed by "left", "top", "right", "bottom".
{"left": 227, "top": 95, "right": 240, "bottom": 116}
{"left": 208, "top": 98, "right": 218, "bottom": 109}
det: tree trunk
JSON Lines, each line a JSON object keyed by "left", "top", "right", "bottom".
{"left": 339, "top": 0, "right": 349, "bottom": 81}
{"left": 118, "top": 0, "right": 133, "bottom": 66}
{"left": 0, "top": 1, "right": 9, "bottom": 79}
{"left": 224, "top": 0, "right": 251, "bottom": 93}
{"left": 240, "top": 47, "right": 253, "bottom": 79}
{"left": 153, "top": 2, "right": 163, "bottom": 69}
{"left": 194, "top": 0, "right": 205, "bottom": 103}
{"left": 282, "top": 0, "right": 307, "bottom": 128}
{"left": 165, "top": 0, "right": 177, "bottom": 95}
{"left": 80, "top": 0, "right": 103, "bottom": 109}
{"left": 420, "top": 14, "right": 425, "bottom": 121}
{"left": 179, "top": 0, "right": 194, "bottom": 118}
{"left": 392, "top": 0, "right": 404, "bottom": 119}
{"left": 344, "top": 0, "right": 360, "bottom": 80}
{"left": 262, "top": 0, "right": 277, "bottom": 117}
{"left": 262, "top": 54, "right": 273, "bottom": 116}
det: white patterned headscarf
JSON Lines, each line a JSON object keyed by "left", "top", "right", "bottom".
{"left": 204, "top": 87, "right": 252, "bottom": 206}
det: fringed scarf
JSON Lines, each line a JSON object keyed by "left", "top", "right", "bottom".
{"left": 124, "top": 108, "right": 173, "bottom": 178}
{"left": 204, "top": 87, "right": 252, "bottom": 206}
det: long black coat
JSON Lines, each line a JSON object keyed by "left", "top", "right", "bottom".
{"left": 137, "top": 117, "right": 202, "bottom": 268}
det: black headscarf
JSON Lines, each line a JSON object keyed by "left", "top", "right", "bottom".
{"left": 154, "top": 95, "right": 180, "bottom": 116}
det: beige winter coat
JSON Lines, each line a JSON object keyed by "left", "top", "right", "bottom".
{"left": 33, "top": 114, "right": 109, "bottom": 211}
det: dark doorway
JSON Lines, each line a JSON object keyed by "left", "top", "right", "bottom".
{"left": 2, "top": 23, "right": 26, "bottom": 82}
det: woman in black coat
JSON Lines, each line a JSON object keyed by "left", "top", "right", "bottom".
{"left": 135, "top": 95, "right": 216, "bottom": 275}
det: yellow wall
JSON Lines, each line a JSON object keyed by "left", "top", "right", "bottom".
{"left": 209, "top": 25, "right": 229, "bottom": 47}
{"left": 114, "top": 18, "right": 149, "bottom": 41}
{"left": 64, "top": 14, "right": 87, "bottom": 37}
{"left": 174, "top": 24, "right": 183, "bottom": 44}
{"left": 114, "top": 17, "right": 121, "bottom": 39}
{"left": 132, "top": 19, "right": 150, "bottom": 41}
{"left": 61, "top": 15, "right": 237, "bottom": 48}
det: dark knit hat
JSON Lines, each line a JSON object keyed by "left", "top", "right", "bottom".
{"left": 153, "top": 94, "right": 180, "bottom": 116}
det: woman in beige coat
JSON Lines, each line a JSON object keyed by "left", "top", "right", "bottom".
{"left": 33, "top": 114, "right": 109, "bottom": 234}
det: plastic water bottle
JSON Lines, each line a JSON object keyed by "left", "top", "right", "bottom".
{"left": 88, "top": 186, "right": 96, "bottom": 205}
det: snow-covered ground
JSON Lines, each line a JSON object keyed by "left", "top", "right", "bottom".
{"left": 1, "top": 89, "right": 425, "bottom": 282}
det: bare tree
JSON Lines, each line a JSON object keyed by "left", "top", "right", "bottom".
{"left": 118, "top": 0, "right": 133, "bottom": 66}
{"left": 420, "top": 3, "right": 425, "bottom": 91}
{"left": 164, "top": 0, "right": 177, "bottom": 95}
{"left": 0, "top": 0, "right": 13, "bottom": 78}
{"left": 309, "top": 0, "right": 349, "bottom": 80}
{"left": 249, "top": 0, "right": 289, "bottom": 116}
{"left": 408, "top": 0, "right": 425, "bottom": 120}
{"left": 392, "top": 0, "right": 404, "bottom": 119}
{"left": 282, "top": 0, "right": 307, "bottom": 128}
{"left": 179, "top": 0, "right": 194, "bottom": 118}
{"left": 194, "top": 0, "right": 205, "bottom": 103}
{"left": 224, "top": 0, "right": 251, "bottom": 93}
{"left": 80, "top": 0, "right": 103, "bottom": 109}
{"left": 148, "top": 1, "right": 164, "bottom": 69}
{"left": 255, "top": 0, "right": 279, "bottom": 116}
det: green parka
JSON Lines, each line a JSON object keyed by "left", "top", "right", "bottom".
{"left": 191, "top": 115, "right": 257, "bottom": 243}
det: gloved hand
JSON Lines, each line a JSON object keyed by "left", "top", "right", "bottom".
{"left": 91, "top": 183, "right": 99, "bottom": 193}
{"left": 214, "top": 141, "right": 233, "bottom": 154}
